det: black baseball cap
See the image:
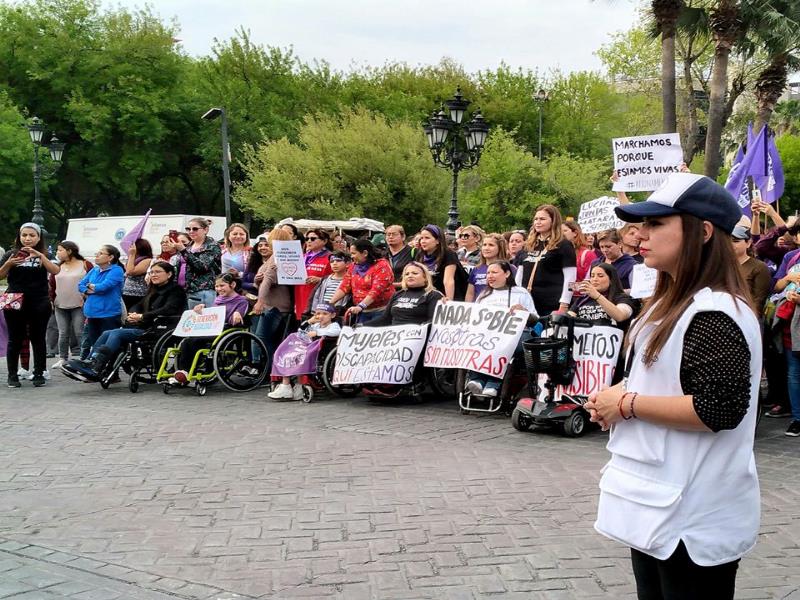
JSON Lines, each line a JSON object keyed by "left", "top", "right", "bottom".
{"left": 614, "top": 173, "right": 742, "bottom": 234}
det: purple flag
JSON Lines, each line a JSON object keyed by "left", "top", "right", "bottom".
{"left": 120, "top": 209, "right": 152, "bottom": 253}
{"left": 724, "top": 125, "right": 768, "bottom": 216}
{"left": 755, "top": 135, "right": 784, "bottom": 204}
{"left": 271, "top": 333, "right": 322, "bottom": 377}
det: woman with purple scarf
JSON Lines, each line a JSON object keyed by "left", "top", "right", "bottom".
{"left": 415, "top": 225, "right": 468, "bottom": 301}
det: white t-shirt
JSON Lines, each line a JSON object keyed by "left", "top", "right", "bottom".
{"left": 476, "top": 286, "right": 537, "bottom": 316}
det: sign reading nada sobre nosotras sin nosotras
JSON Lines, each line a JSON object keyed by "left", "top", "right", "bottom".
{"left": 612, "top": 133, "right": 683, "bottom": 192}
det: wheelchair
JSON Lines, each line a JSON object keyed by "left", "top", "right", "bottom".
{"left": 82, "top": 317, "right": 181, "bottom": 392}
{"left": 157, "top": 322, "right": 269, "bottom": 395}
{"left": 454, "top": 357, "right": 529, "bottom": 416}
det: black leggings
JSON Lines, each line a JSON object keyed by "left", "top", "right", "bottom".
{"left": 5, "top": 297, "right": 52, "bottom": 377}
{"left": 631, "top": 541, "right": 739, "bottom": 600}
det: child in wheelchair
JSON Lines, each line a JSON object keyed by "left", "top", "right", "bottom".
{"left": 169, "top": 273, "right": 249, "bottom": 385}
{"left": 268, "top": 302, "right": 341, "bottom": 400}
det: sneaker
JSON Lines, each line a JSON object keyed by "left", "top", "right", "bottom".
{"left": 32, "top": 375, "right": 46, "bottom": 387}
{"left": 786, "top": 421, "right": 800, "bottom": 437}
{"left": 51, "top": 359, "right": 65, "bottom": 370}
{"left": 268, "top": 383, "right": 294, "bottom": 400}
{"left": 765, "top": 405, "right": 792, "bottom": 418}
{"left": 25, "top": 370, "right": 49, "bottom": 380}
{"left": 7, "top": 375, "right": 21, "bottom": 388}
{"left": 292, "top": 384, "right": 305, "bottom": 401}
{"left": 482, "top": 386, "right": 499, "bottom": 398}
{"left": 465, "top": 380, "right": 483, "bottom": 395}
{"left": 17, "top": 368, "right": 30, "bottom": 378}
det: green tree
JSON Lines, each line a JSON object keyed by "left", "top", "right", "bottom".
{"left": 775, "top": 134, "right": 800, "bottom": 214}
{"left": 235, "top": 108, "right": 450, "bottom": 231}
{"left": 0, "top": 92, "right": 35, "bottom": 245}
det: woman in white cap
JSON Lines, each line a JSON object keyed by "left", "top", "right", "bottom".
{"left": 0, "top": 223, "right": 60, "bottom": 388}
{"left": 585, "top": 173, "right": 761, "bottom": 599}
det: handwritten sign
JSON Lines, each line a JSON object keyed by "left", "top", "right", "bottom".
{"left": 539, "top": 325, "right": 622, "bottom": 398}
{"left": 423, "top": 301, "right": 529, "bottom": 378}
{"left": 173, "top": 306, "right": 227, "bottom": 338}
{"left": 629, "top": 263, "right": 658, "bottom": 299}
{"left": 272, "top": 240, "right": 308, "bottom": 285}
{"left": 332, "top": 324, "right": 429, "bottom": 385}
{"left": 578, "top": 196, "right": 626, "bottom": 234}
{"left": 612, "top": 133, "right": 683, "bottom": 192}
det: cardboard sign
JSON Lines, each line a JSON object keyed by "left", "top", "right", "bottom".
{"left": 539, "top": 325, "right": 623, "bottom": 398}
{"left": 577, "top": 196, "right": 626, "bottom": 234}
{"left": 272, "top": 240, "right": 308, "bottom": 285}
{"left": 629, "top": 263, "right": 658, "bottom": 299}
{"left": 173, "top": 306, "right": 227, "bottom": 338}
{"left": 612, "top": 133, "right": 683, "bottom": 192}
{"left": 332, "top": 324, "right": 429, "bottom": 385}
{"left": 423, "top": 301, "right": 529, "bottom": 378}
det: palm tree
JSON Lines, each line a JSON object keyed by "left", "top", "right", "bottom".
{"left": 750, "top": 1, "right": 800, "bottom": 132}
{"left": 652, "top": 0, "right": 686, "bottom": 132}
{"left": 773, "top": 99, "right": 800, "bottom": 136}
{"left": 703, "top": 0, "right": 744, "bottom": 179}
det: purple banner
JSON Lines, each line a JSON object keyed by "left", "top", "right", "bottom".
{"left": 271, "top": 333, "right": 322, "bottom": 377}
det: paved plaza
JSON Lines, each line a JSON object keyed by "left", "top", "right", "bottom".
{"left": 0, "top": 369, "right": 799, "bottom": 599}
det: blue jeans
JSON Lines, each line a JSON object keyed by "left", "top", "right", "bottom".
{"left": 254, "top": 308, "right": 287, "bottom": 366}
{"left": 358, "top": 309, "right": 385, "bottom": 325}
{"left": 785, "top": 349, "right": 800, "bottom": 421}
{"left": 187, "top": 289, "right": 216, "bottom": 309}
{"left": 92, "top": 327, "right": 145, "bottom": 357}
{"left": 85, "top": 316, "right": 122, "bottom": 357}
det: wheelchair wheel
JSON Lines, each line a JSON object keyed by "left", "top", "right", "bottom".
{"left": 322, "top": 350, "right": 361, "bottom": 398}
{"left": 129, "top": 371, "right": 140, "bottom": 393}
{"left": 511, "top": 408, "right": 532, "bottom": 432}
{"left": 195, "top": 383, "right": 208, "bottom": 396}
{"left": 152, "top": 331, "right": 181, "bottom": 374}
{"left": 302, "top": 385, "right": 314, "bottom": 403}
{"left": 212, "top": 330, "right": 269, "bottom": 392}
{"left": 429, "top": 367, "right": 457, "bottom": 399}
{"left": 563, "top": 411, "right": 588, "bottom": 437}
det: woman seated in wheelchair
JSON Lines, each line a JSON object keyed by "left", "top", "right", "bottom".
{"left": 62, "top": 261, "right": 187, "bottom": 382}
{"left": 268, "top": 302, "right": 342, "bottom": 400}
{"left": 465, "top": 261, "right": 538, "bottom": 398}
{"left": 356, "top": 261, "right": 443, "bottom": 397}
{"left": 169, "top": 273, "right": 249, "bottom": 385}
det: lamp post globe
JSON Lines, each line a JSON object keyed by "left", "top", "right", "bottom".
{"left": 423, "top": 88, "right": 489, "bottom": 235}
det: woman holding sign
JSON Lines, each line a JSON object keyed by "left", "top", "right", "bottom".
{"left": 464, "top": 261, "right": 537, "bottom": 398}
{"left": 585, "top": 173, "right": 761, "bottom": 599}
{"left": 514, "top": 205, "right": 576, "bottom": 316}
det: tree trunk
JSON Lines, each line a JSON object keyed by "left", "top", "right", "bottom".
{"left": 681, "top": 54, "right": 699, "bottom": 164}
{"left": 704, "top": 44, "right": 731, "bottom": 179}
{"left": 662, "top": 26, "right": 678, "bottom": 133}
{"left": 754, "top": 54, "right": 789, "bottom": 133}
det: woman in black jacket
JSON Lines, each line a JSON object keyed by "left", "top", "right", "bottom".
{"left": 62, "top": 261, "right": 187, "bottom": 382}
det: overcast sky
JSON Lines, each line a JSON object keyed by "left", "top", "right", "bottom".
{"left": 105, "top": 0, "right": 642, "bottom": 75}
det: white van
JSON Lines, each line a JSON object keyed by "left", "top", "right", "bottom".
{"left": 65, "top": 215, "right": 227, "bottom": 259}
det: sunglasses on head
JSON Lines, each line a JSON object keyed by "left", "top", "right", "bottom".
{"left": 185, "top": 226, "right": 202, "bottom": 232}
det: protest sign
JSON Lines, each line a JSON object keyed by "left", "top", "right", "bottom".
{"left": 629, "top": 263, "right": 658, "bottom": 299}
{"left": 173, "top": 306, "right": 227, "bottom": 338}
{"left": 271, "top": 333, "right": 322, "bottom": 377}
{"left": 539, "top": 325, "right": 622, "bottom": 398}
{"left": 577, "top": 196, "right": 626, "bottom": 234}
{"left": 612, "top": 133, "right": 683, "bottom": 192}
{"left": 272, "top": 240, "right": 308, "bottom": 285}
{"left": 423, "top": 301, "right": 529, "bottom": 378}
{"left": 332, "top": 324, "right": 429, "bottom": 385}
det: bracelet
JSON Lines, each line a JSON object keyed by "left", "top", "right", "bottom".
{"left": 357, "top": 302, "right": 367, "bottom": 310}
{"left": 629, "top": 392, "right": 638, "bottom": 419}
{"left": 618, "top": 392, "right": 634, "bottom": 420}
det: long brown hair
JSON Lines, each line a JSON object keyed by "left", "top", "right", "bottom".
{"left": 479, "top": 233, "right": 509, "bottom": 265}
{"left": 562, "top": 220, "right": 589, "bottom": 250}
{"left": 633, "top": 214, "right": 751, "bottom": 367}
{"left": 525, "top": 204, "right": 564, "bottom": 252}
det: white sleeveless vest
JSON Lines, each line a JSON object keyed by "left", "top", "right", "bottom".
{"left": 594, "top": 288, "right": 761, "bottom": 566}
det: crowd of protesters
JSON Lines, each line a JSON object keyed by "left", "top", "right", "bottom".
{"left": 0, "top": 170, "right": 789, "bottom": 598}
{"left": 0, "top": 182, "right": 797, "bottom": 440}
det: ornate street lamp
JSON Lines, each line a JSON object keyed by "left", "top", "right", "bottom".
{"left": 534, "top": 88, "right": 549, "bottom": 161}
{"left": 424, "top": 88, "right": 490, "bottom": 235}
{"left": 27, "top": 116, "right": 66, "bottom": 231}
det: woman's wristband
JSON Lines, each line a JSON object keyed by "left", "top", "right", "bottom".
{"left": 357, "top": 301, "right": 368, "bottom": 310}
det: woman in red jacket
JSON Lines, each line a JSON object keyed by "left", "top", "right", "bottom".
{"left": 293, "top": 229, "right": 333, "bottom": 320}
{"left": 329, "top": 239, "right": 394, "bottom": 324}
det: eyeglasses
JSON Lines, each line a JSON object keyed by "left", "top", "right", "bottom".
{"left": 306, "top": 236, "right": 319, "bottom": 241}
{"left": 95, "top": 251, "right": 108, "bottom": 256}
{"left": 458, "top": 234, "right": 472, "bottom": 239}
{"left": 185, "top": 226, "right": 202, "bottom": 232}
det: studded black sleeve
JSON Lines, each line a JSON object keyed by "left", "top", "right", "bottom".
{"left": 679, "top": 311, "right": 752, "bottom": 432}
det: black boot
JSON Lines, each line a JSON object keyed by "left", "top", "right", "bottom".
{"left": 63, "top": 346, "right": 113, "bottom": 382}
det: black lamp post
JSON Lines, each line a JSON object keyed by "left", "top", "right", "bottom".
{"left": 424, "top": 88, "right": 489, "bottom": 235}
{"left": 27, "top": 116, "right": 66, "bottom": 233}
{"left": 534, "top": 88, "right": 549, "bottom": 161}
{"left": 202, "top": 107, "right": 232, "bottom": 227}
